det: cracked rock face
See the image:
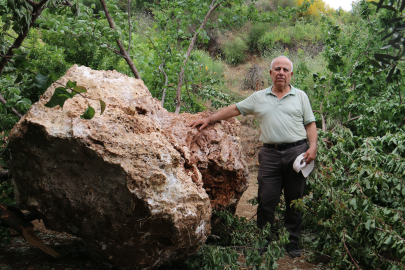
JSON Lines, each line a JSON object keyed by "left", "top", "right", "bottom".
{"left": 8, "top": 65, "right": 249, "bottom": 269}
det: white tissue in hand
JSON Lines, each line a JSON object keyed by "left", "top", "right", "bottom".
{"left": 293, "top": 153, "right": 314, "bottom": 177}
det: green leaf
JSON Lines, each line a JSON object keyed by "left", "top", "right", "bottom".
{"left": 44, "top": 87, "right": 74, "bottom": 108}
{"left": 14, "top": 73, "right": 23, "bottom": 84}
{"left": 35, "top": 73, "right": 58, "bottom": 94}
{"left": 80, "top": 105, "right": 95, "bottom": 119}
{"left": 365, "top": 219, "right": 372, "bottom": 230}
{"left": 254, "top": 256, "right": 263, "bottom": 266}
{"left": 350, "top": 198, "right": 357, "bottom": 209}
{"left": 66, "top": 80, "right": 76, "bottom": 88}
{"left": 99, "top": 100, "right": 106, "bottom": 115}
{"left": 384, "top": 235, "right": 393, "bottom": 245}
{"left": 12, "top": 48, "right": 23, "bottom": 55}
{"left": 73, "top": 86, "right": 87, "bottom": 95}
{"left": 221, "top": 253, "right": 231, "bottom": 264}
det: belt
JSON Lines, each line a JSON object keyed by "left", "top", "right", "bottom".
{"left": 263, "top": 139, "right": 306, "bottom": 150}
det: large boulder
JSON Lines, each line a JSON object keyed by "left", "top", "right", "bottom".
{"left": 8, "top": 65, "right": 249, "bottom": 269}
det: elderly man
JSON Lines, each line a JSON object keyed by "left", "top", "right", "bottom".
{"left": 189, "top": 56, "right": 317, "bottom": 257}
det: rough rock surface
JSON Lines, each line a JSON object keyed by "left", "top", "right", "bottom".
{"left": 8, "top": 65, "right": 249, "bottom": 269}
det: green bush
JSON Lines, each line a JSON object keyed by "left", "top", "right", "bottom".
{"left": 222, "top": 36, "right": 248, "bottom": 65}
{"left": 247, "top": 22, "right": 269, "bottom": 52}
{"left": 193, "top": 50, "right": 224, "bottom": 80}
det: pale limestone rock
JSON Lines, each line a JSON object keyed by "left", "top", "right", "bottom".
{"left": 8, "top": 65, "right": 248, "bottom": 269}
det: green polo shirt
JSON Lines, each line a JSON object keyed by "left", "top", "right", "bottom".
{"left": 236, "top": 85, "right": 315, "bottom": 144}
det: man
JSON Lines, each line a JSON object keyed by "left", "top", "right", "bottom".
{"left": 189, "top": 56, "right": 317, "bottom": 258}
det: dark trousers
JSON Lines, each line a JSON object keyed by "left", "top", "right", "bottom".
{"left": 257, "top": 143, "right": 308, "bottom": 243}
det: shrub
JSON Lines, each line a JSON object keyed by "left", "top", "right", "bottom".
{"left": 258, "top": 21, "right": 323, "bottom": 53}
{"left": 247, "top": 22, "right": 269, "bottom": 52}
{"left": 193, "top": 50, "right": 224, "bottom": 80}
{"left": 222, "top": 36, "right": 248, "bottom": 65}
{"left": 258, "top": 29, "right": 291, "bottom": 51}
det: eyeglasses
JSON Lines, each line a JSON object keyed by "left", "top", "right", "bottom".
{"left": 274, "top": 67, "right": 290, "bottom": 73}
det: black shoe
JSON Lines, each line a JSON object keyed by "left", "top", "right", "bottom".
{"left": 286, "top": 242, "right": 301, "bottom": 258}
{"left": 258, "top": 241, "right": 270, "bottom": 256}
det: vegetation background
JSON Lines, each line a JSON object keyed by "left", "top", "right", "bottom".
{"left": 1, "top": 0, "right": 405, "bottom": 269}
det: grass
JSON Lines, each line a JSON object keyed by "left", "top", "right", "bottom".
{"left": 258, "top": 21, "right": 324, "bottom": 51}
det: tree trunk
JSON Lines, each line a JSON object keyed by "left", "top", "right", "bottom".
{"left": 99, "top": 0, "right": 141, "bottom": 80}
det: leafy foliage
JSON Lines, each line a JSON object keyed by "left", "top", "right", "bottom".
{"left": 294, "top": 124, "right": 405, "bottom": 269}
{"left": 184, "top": 210, "right": 289, "bottom": 270}
{"left": 371, "top": 0, "right": 405, "bottom": 82}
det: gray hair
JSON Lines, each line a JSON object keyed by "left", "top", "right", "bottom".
{"left": 271, "top": 56, "right": 293, "bottom": 72}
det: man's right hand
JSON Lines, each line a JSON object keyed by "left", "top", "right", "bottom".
{"left": 188, "top": 118, "right": 210, "bottom": 130}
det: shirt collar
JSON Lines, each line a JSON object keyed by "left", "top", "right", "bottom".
{"left": 266, "top": 85, "right": 296, "bottom": 96}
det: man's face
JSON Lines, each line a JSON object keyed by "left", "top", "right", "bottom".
{"left": 269, "top": 57, "right": 293, "bottom": 89}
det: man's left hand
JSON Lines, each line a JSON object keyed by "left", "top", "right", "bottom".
{"left": 303, "top": 147, "right": 316, "bottom": 164}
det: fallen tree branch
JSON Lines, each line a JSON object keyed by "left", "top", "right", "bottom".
{"left": 342, "top": 228, "right": 361, "bottom": 270}
{"left": 0, "top": 203, "right": 60, "bottom": 258}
